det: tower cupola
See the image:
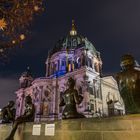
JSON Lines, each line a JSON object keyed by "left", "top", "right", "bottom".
{"left": 19, "top": 67, "right": 33, "bottom": 88}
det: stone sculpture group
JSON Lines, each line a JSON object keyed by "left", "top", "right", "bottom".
{"left": 4, "top": 96, "right": 35, "bottom": 140}
{"left": 60, "top": 77, "right": 84, "bottom": 119}
{"left": 116, "top": 54, "right": 140, "bottom": 114}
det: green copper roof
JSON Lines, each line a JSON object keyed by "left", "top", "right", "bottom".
{"left": 49, "top": 33, "right": 97, "bottom": 56}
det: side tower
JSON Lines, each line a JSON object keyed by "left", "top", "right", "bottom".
{"left": 19, "top": 67, "right": 33, "bottom": 88}
{"left": 16, "top": 67, "right": 33, "bottom": 117}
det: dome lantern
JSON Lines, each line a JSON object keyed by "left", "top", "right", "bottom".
{"left": 48, "top": 21, "right": 97, "bottom": 57}
{"left": 70, "top": 20, "right": 77, "bottom": 36}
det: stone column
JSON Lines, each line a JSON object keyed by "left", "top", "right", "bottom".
{"left": 93, "top": 79, "right": 97, "bottom": 112}
{"left": 20, "top": 92, "right": 25, "bottom": 116}
{"left": 55, "top": 78, "right": 59, "bottom": 119}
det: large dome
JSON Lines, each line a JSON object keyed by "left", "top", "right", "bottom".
{"left": 49, "top": 21, "right": 97, "bottom": 56}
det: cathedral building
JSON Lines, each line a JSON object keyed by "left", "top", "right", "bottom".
{"left": 15, "top": 21, "right": 125, "bottom": 121}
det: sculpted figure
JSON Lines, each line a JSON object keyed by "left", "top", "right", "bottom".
{"left": 1, "top": 101, "right": 15, "bottom": 123}
{"left": 116, "top": 54, "right": 140, "bottom": 114}
{"left": 60, "top": 77, "right": 84, "bottom": 119}
{"left": 5, "top": 95, "right": 35, "bottom": 140}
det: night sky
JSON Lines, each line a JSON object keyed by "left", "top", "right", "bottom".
{"left": 0, "top": 0, "right": 140, "bottom": 108}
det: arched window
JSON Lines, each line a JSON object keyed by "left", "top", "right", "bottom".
{"left": 77, "top": 57, "right": 81, "bottom": 68}
{"left": 81, "top": 53, "right": 85, "bottom": 66}
{"left": 89, "top": 58, "right": 93, "bottom": 68}
{"left": 61, "top": 60, "right": 66, "bottom": 71}
{"left": 72, "top": 38, "right": 77, "bottom": 46}
{"left": 86, "top": 57, "right": 93, "bottom": 68}
{"left": 74, "top": 60, "right": 78, "bottom": 69}
{"left": 94, "top": 63, "right": 99, "bottom": 72}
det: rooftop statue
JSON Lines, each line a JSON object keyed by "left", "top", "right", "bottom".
{"left": 5, "top": 95, "right": 35, "bottom": 140}
{"left": 116, "top": 54, "right": 140, "bottom": 114}
{"left": 60, "top": 77, "right": 84, "bottom": 119}
{"left": 1, "top": 101, "right": 15, "bottom": 123}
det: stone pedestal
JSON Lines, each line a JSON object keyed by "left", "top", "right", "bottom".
{"left": 1, "top": 114, "right": 140, "bottom": 140}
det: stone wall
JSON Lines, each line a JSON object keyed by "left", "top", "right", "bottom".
{"left": 1, "top": 115, "right": 140, "bottom": 140}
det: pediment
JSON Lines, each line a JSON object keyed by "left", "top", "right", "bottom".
{"left": 102, "top": 76, "right": 118, "bottom": 87}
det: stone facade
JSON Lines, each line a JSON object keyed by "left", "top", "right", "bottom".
{"left": 15, "top": 22, "right": 124, "bottom": 121}
{"left": 101, "top": 76, "right": 125, "bottom": 117}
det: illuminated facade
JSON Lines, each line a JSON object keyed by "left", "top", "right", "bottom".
{"left": 15, "top": 22, "right": 124, "bottom": 121}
